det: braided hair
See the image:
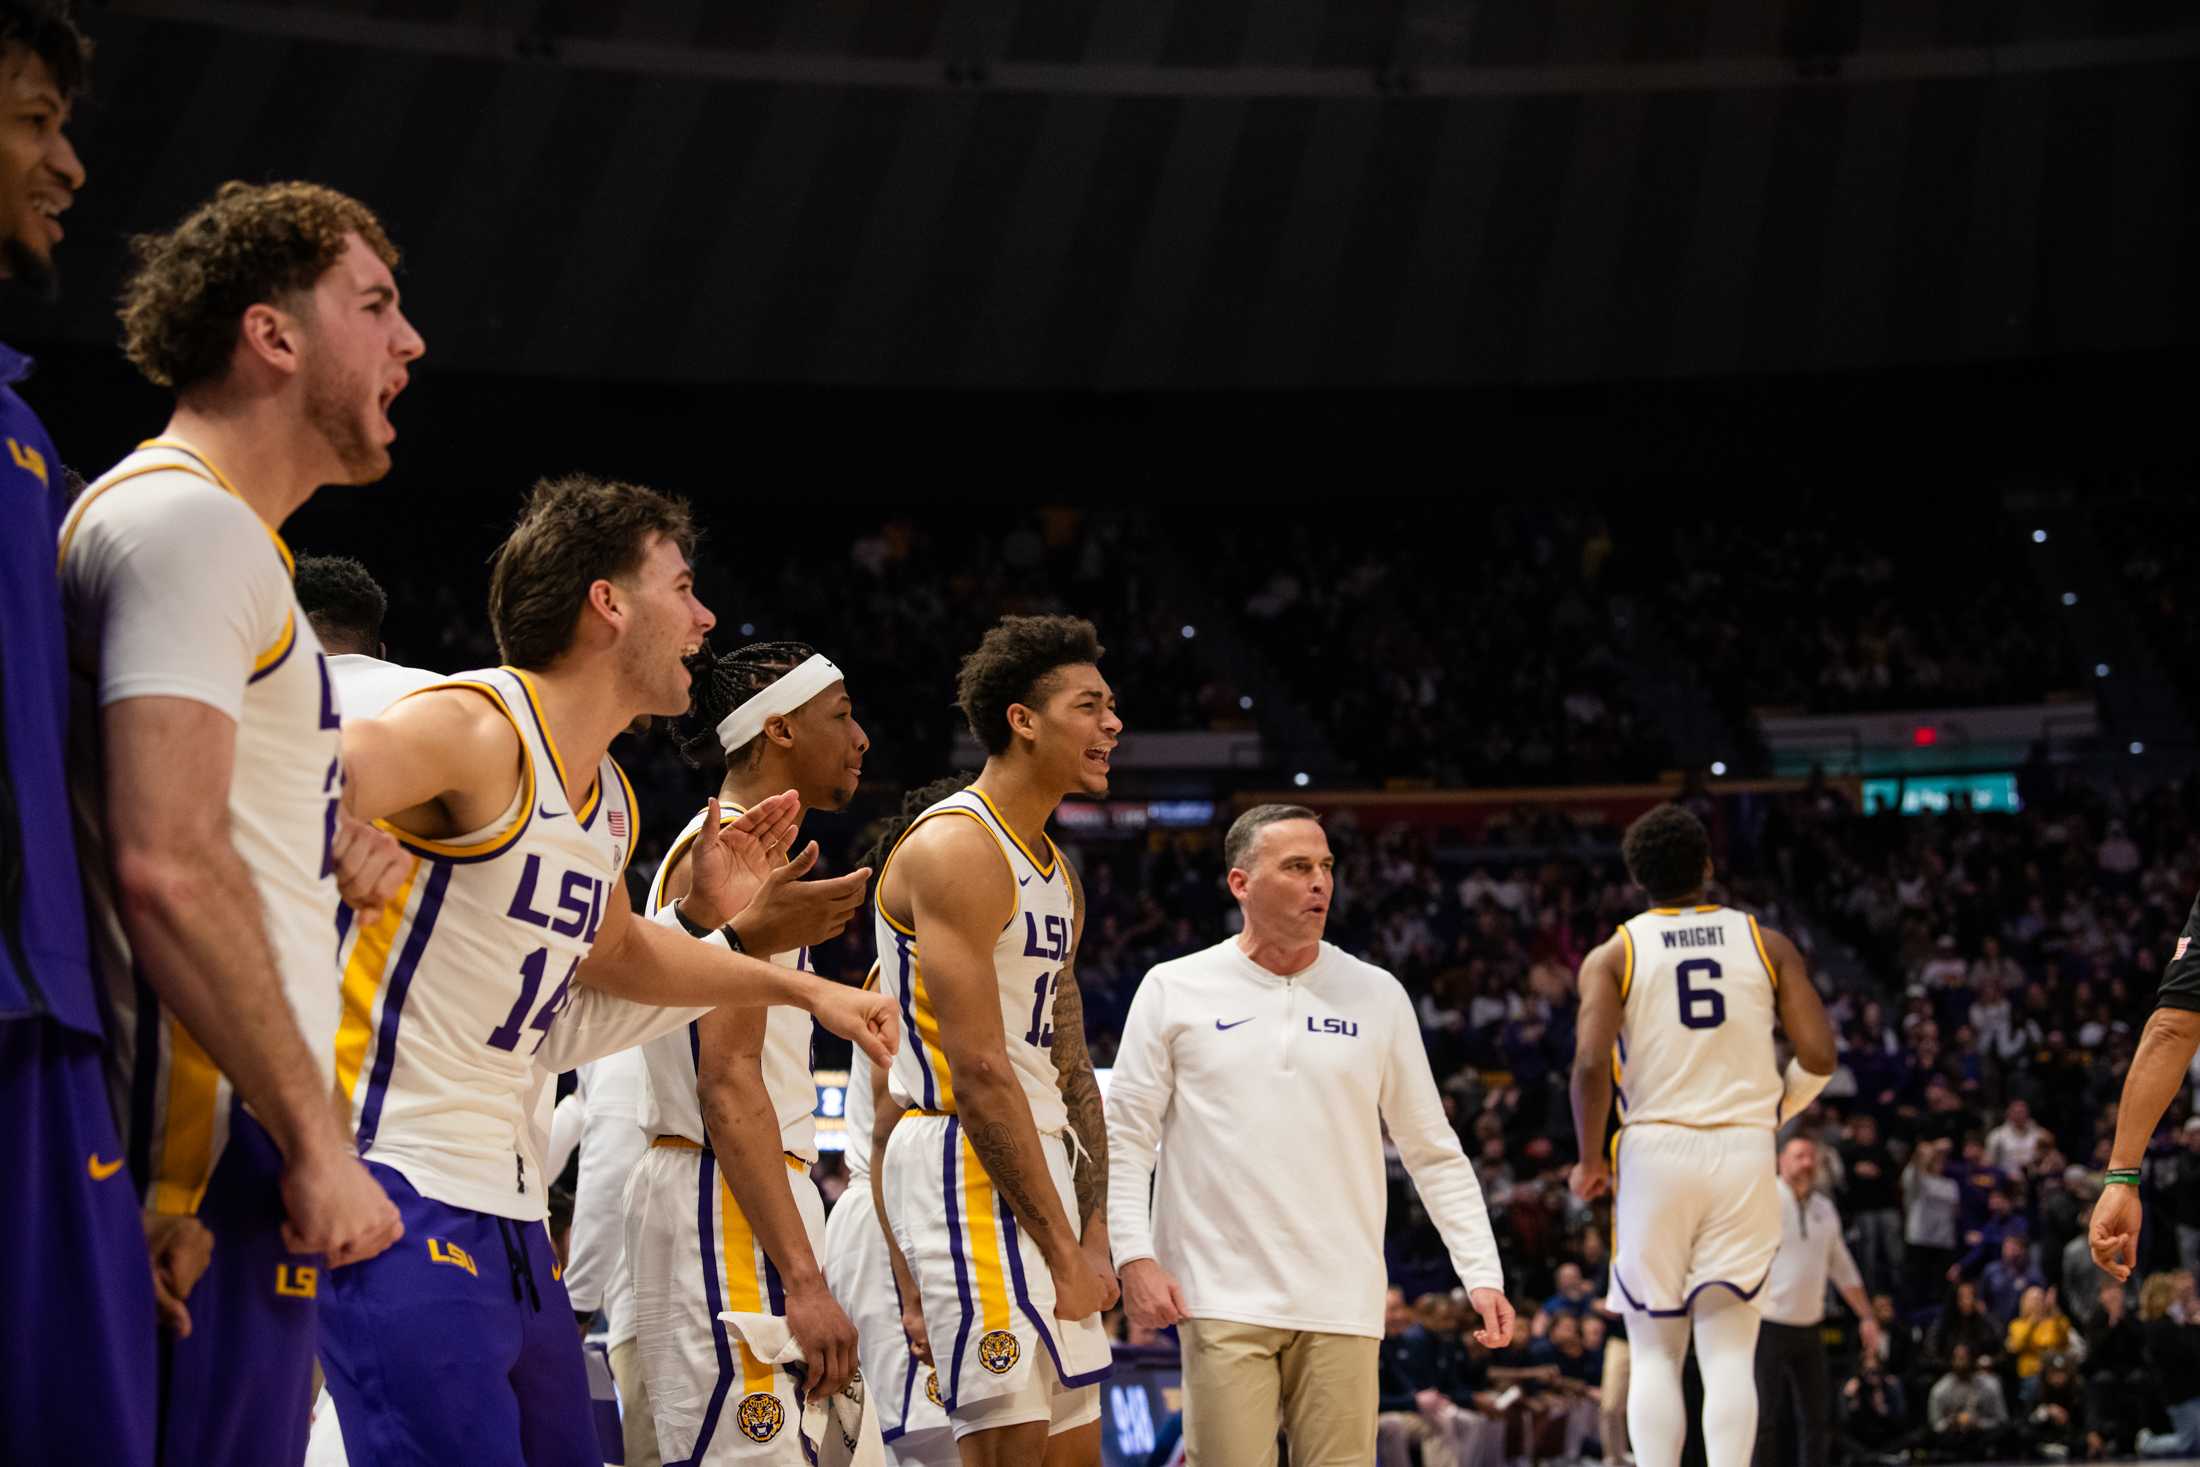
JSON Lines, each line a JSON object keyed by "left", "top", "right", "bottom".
{"left": 670, "top": 639, "right": 817, "bottom": 772}
{"left": 858, "top": 775, "right": 978, "bottom": 875}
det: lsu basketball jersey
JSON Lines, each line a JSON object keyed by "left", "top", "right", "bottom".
{"left": 1612, "top": 905, "right": 1782, "bottom": 1131}
{"left": 60, "top": 441, "right": 344, "bottom": 1215}
{"left": 875, "top": 786, "right": 1073, "bottom": 1134}
{"left": 334, "top": 666, "right": 637, "bottom": 1220}
{"left": 635, "top": 802, "right": 818, "bottom": 1159}
{"left": 842, "top": 1027, "right": 876, "bottom": 1182}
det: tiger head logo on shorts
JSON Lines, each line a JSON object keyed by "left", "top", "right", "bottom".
{"left": 978, "top": 1328, "right": 1021, "bottom": 1375}
{"left": 736, "top": 1392, "right": 784, "bottom": 1442}
{"left": 925, "top": 1369, "right": 944, "bottom": 1407}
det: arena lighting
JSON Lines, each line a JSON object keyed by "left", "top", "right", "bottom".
{"left": 2132, "top": 741, "right": 2147, "bottom": 755}
{"left": 1180, "top": 625, "right": 1196, "bottom": 639}
{"left": 1912, "top": 726, "right": 1938, "bottom": 748}
{"left": 2033, "top": 529, "right": 2049, "bottom": 544}
{"left": 2098, "top": 663, "right": 2112, "bottom": 678}
{"left": 1710, "top": 761, "right": 1727, "bottom": 776}
{"left": 2062, "top": 592, "right": 2079, "bottom": 606}
{"left": 1293, "top": 771, "right": 1311, "bottom": 788}
{"left": 1238, "top": 695, "right": 1254, "bottom": 710}
{"left": 739, "top": 622, "right": 755, "bottom": 636}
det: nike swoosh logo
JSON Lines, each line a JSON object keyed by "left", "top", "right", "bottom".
{"left": 88, "top": 1154, "right": 125, "bottom": 1181}
{"left": 536, "top": 804, "right": 559, "bottom": 821}
{"left": 1018, "top": 875, "right": 1032, "bottom": 886}
{"left": 1215, "top": 1018, "right": 1253, "bottom": 1031}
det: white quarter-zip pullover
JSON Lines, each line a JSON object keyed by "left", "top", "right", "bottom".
{"left": 1106, "top": 938, "right": 1504, "bottom": 1338}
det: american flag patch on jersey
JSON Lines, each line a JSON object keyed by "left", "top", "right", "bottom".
{"left": 609, "top": 809, "right": 627, "bottom": 839}
{"left": 2177, "top": 935, "right": 2191, "bottom": 962}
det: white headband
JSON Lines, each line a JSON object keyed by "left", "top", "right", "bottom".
{"left": 716, "top": 653, "right": 844, "bottom": 755}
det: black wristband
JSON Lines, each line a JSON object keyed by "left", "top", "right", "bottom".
{"left": 722, "top": 923, "right": 746, "bottom": 955}
{"left": 672, "top": 902, "right": 711, "bottom": 940}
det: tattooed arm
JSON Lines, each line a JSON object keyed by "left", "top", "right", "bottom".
{"left": 1055, "top": 860, "right": 1120, "bottom": 1311}
{"left": 1055, "top": 860, "right": 1107, "bottom": 1231}
{"left": 888, "top": 815, "right": 1110, "bottom": 1320}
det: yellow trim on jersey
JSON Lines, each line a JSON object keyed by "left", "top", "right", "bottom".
{"left": 610, "top": 757, "right": 639, "bottom": 872}
{"left": 957, "top": 1134, "right": 1015, "bottom": 1332}
{"left": 253, "top": 611, "right": 297, "bottom": 677}
{"left": 874, "top": 806, "right": 1000, "bottom": 938}
{"left": 862, "top": 963, "right": 880, "bottom": 994}
{"left": 965, "top": 785, "right": 1056, "bottom": 878}
{"left": 149, "top": 1017, "right": 221, "bottom": 1215}
{"left": 377, "top": 680, "right": 537, "bottom": 860}
{"left": 1748, "top": 913, "right": 1779, "bottom": 992}
{"left": 1617, "top": 925, "right": 1635, "bottom": 1003}
{"left": 56, "top": 462, "right": 207, "bottom": 570}
{"left": 135, "top": 438, "right": 295, "bottom": 572}
{"left": 335, "top": 860, "right": 424, "bottom": 1103}
{"left": 504, "top": 667, "right": 599, "bottom": 820}
{"left": 718, "top": 1179, "right": 777, "bottom": 1395}
{"left": 907, "top": 953, "right": 956, "bottom": 1111}
{"left": 650, "top": 806, "right": 741, "bottom": 913}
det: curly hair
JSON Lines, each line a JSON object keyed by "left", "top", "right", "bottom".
{"left": 859, "top": 774, "right": 979, "bottom": 874}
{"left": 668, "top": 639, "right": 815, "bottom": 772}
{"left": 1, "top": 1, "right": 91, "bottom": 98}
{"left": 117, "top": 180, "right": 397, "bottom": 392}
{"left": 1621, "top": 803, "right": 1712, "bottom": 904}
{"left": 292, "top": 553, "right": 387, "bottom": 655}
{"left": 954, "top": 614, "right": 1104, "bottom": 757}
{"left": 487, "top": 473, "right": 696, "bottom": 672}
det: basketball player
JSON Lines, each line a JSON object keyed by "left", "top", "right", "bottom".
{"left": 294, "top": 551, "right": 449, "bottom": 713}
{"left": 626, "top": 639, "right": 877, "bottom": 1463}
{"left": 873, "top": 615, "right": 1121, "bottom": 1466}
{"left": 0, "top": 7, "right": 160, "bottom": 1462}
{"left": 61, "top": 180, "right": 419, "bottom": 1467}
{"left": 1567, "top": 804, "right": 1835, "bottom": 1467}
{"left": 829, "top": 779, "right": 979, "bottom": 1467}
{"left": 317, "top": 475, "right": 898, "bottom": 1467}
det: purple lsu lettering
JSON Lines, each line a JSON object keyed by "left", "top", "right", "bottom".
{"left": 505, "top": 852, "right": 607, "bottom": 942}
{"left": 1305, "top": 1016, "right": 1359, "bottom": 1037}
{"left": 1022, "top": 911, "right": 1068, "bottom": 962}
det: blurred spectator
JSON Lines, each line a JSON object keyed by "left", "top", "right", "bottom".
{"left": 2004, "top": 1286, "right": 2075, "bottom": 1390}
{"left": 2083, "top": 1279, "right": 2149, "bottom": 1457}
{"left": 1904, "top": 1138, "right": 1960, "bottom": 1306}
{"left": 2023, "top": 1353, "right": 2085, "bottom": 1460}
{"left": 2139, "top": 1272, "right": 2200, "bottom": 1456}
{"left": 1927, "top": 1344, "right": 2011, "bottom": 1457}
{"left": 1926, "top": 1283, "right": 2001, "bottom": 1375}
{"left": 1981, "top": 1235, "right": 2045, "bottom": 1327}
{"left": 2170, "top": 1118, "right": 2200, "bottom": 1276}
{"left": 1539, "top": 1264, "right": 1597, "bottom": 1330}
{"left": 1986, "top": 1100, "right": 2051, "bottom": 1175}
{"left": 1839, "top": 1111, "right": 1903, "bottom": 1295}
{"left": 1836, "top": 1356, "right": 1910, "bottom": 1463}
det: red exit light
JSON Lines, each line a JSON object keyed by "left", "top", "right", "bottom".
{"left": 1913, "top": 726, "right": 1938, "bottom": 747}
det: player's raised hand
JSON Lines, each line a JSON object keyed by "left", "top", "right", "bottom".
{"left": 808, "top": 979, "right": 899, "bottom": 1067}
{"left": 2091, "top": 1183, "right": 2142, "bottom": 1282}
{"left": 331, "top": 810, "right": 411, "bottom": 922}
{"left": 684, "top": 793, "right": 800, "bottom": 929}
{"left": 282, "top": 1145, "right": 403, "bottom": 1268}
{"left": 737, "top": 845, "right": 873, "bottom": 954}
{"left": 1569, "top": 1155, "right": 1611, "bottom": 1202}
{"left": 143, "top": 1211, "right": 215, "bottom": 1337}
{"left": 1468, "top": 1287, "right": 1515, "bottom": 1349}
{"left": 1120, "top": 1257, "right": 1188, "bottom": 1330}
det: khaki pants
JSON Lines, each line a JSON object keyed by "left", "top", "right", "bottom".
{"left": 609, "top": 1336, "right": 662, "bottom": 1467}
{"left": 1180, "top": 1317, "right": 1378, "bottom": 1467}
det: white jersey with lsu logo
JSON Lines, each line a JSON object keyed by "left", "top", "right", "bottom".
{"left": 59, "top": 439, "right": 345, "bottom": 1216}
{"left": 874, "top": 786, "right": 1110, "bottom": 1440}
{"left": 624, "top": 801, "right": 827, "bottom": 1464}
{"left": 1608, "top": 904, "right": 1783, "bottom": 1318}
{"left": 334, "top": 665, "right": 636, "bottom": 1220}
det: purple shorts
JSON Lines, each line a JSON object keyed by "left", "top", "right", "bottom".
{"left": 318, "top": 1161, "right": 599, "bottom": 1467}
{"left": 0, "top": 1017, "right": 157, "bottom": 1467}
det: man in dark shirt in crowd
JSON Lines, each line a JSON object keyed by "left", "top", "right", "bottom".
{"left": 2081, "top": 1279, "right": 2146, "bottom": 1456}
{"left": 1839, "top": 1112, "right": 1903, "bottom": 1295}
{"left": 1979, "top": 1234, "right": 2043, "bottom": 1326}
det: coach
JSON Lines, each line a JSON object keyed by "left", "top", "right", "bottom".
{"left": 1754, "top": 1136, "right": 1881, "bottom": 1467}
{"left": 1106, "top": 804, "right": 1512, "bottom": 1467}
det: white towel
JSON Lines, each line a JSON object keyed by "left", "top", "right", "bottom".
{"left": 719, "top": 1311, "right": 885, "bottom": 1467}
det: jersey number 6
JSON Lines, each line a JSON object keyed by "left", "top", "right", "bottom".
{"left": 1676, "top": 957, "right": 1726, "bottom": 1030}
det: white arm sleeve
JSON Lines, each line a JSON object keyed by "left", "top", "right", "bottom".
{"left": 1782, "top": 1056, "right": 1832, "bottom": 1120}
{"left": 1104, "top": 970, "right": 1174, "bottom": 1269}
{"left": 547, "top": 1091, "right": 585, "bottom": 1183}
{"left": 566, "top": 1056, "right": 649, "bottom": 1316}
{"left": 533, "top": 903, "right": 713, "bottom": 1071}
{"left": 71, "top": 476, "right": 291, "bottom": 717}
{"left": 1379, "top": 983, "right": 1506, "bottom": 1294}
